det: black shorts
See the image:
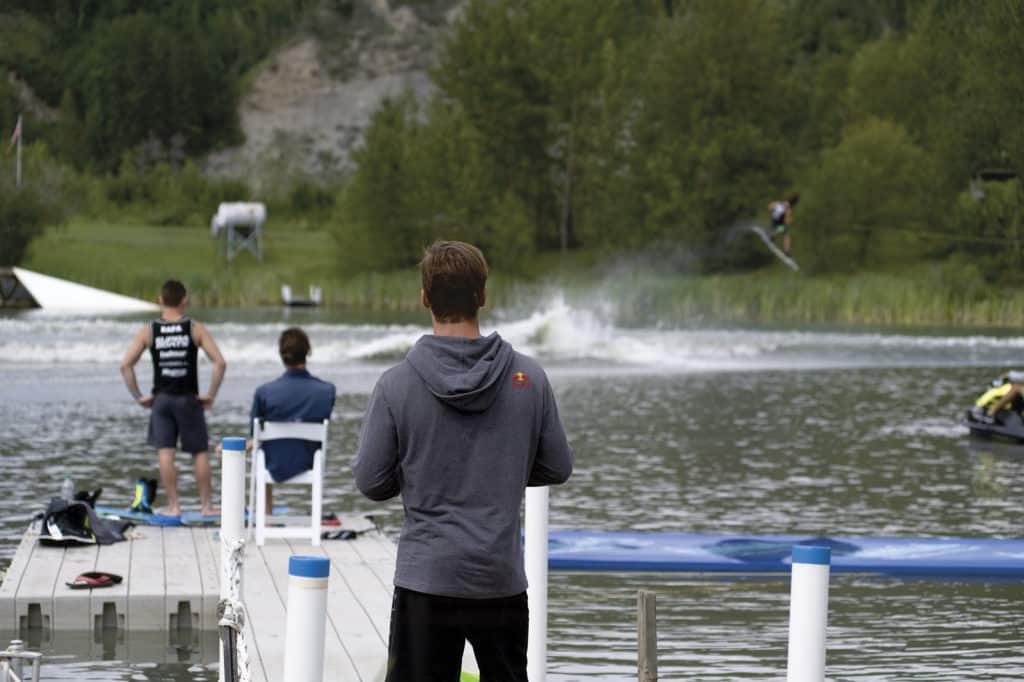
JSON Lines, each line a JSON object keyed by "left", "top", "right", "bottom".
{"left": 147, "top": 393, "right": 209, "bottom": 454}
{"left": 385, "top": 586, "right": 528, "bottom": 682}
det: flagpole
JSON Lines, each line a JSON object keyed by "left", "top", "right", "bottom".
{"left": 15, "top": 115, "right": 21, "bottom": 188}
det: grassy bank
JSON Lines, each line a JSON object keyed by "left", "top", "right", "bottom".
{"left": 595, "top": 268, "right": 1024, "bottom": 328}
{"left": 23, "top": 219, "right": 1024, "bottom": 327}
{"left": 24, "top": 219, "right": 426, "bottom": 309}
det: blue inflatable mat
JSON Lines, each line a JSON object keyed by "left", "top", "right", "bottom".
{"left": 547, "top": 530, "right": 1024, "bottom": 578}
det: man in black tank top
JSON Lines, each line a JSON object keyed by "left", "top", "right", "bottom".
{"left": 120, "top": 280, "right": 227, "bottom": 516}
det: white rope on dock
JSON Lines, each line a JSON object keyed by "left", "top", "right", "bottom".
{"left": 219, "top": 536, "right": 251, "bottom": 682}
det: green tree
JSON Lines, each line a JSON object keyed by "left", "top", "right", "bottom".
{"left": 780, "top": 0, "right": 912, "bottom": 156}
{"left": 0, "top": 1, "right": 308, "bottom": 169}
{"left": 799, "top": 118, "right": 934, "bottom": 272}
{"left": 0, "top": 77, "right": 15, "bottom": 138}
{"left": 936, "top": 1, "right": 1024, "bottom": 180}
{"left": 601, "top": 0, "right": 795, "bottom": 266}
{"left": 0, "top": 144, "right": 68, "bottom": 266}
{"left": 0, "top": 188, "right": 50, "bottom": 266}
{"left": 339, "top": 94, "right": 535, "bottom": 273}
{"left": 72, "top": 16, "right": 239, "bottom": 170}
{"left": 951, "top": 179, "right": 1024, "bottom": 276}
{"left": 434, "top": 0, "right": 653, "bottom": 252}
{"left": 339, "top": 95, "right": 419, "bottom": 271}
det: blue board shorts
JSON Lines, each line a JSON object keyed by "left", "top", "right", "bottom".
{"left": 148, "top": 393, "right": 209, "bottom": 454}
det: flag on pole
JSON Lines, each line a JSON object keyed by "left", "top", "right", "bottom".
{"left": 9, "top": 115, "right": 21, "bottom": 149}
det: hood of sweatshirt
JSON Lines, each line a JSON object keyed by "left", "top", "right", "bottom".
{"left": 406, "top": 332, "right": 514, "bottom": 413}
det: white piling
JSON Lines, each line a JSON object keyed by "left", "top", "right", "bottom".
{"left": 220, "top": 437, "right": 247, "bottom": 598}
{"left": 7, "top": 639, "right": 23, "bottom": 682}
{"left": 786, "top": 545, "right": 831, "bottom": 682}
{"left": 282, "top": 556, "right": 330, "bottom": 682}
{"left": 525, "top": 486, "right": 549, "bottom": 682}
{"left": 219, "top": 436, "right": 247, "bottom": 682}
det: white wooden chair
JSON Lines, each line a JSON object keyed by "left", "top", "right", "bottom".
{"left": 248, "top": 418, "right": 328, "bottom": 546}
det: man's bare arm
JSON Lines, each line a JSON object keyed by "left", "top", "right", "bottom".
{"left": 120, "top": 325, "right": 153, "bottom": 407}
{"left": 193, "top": 321, "right": 227, "bottom": 408}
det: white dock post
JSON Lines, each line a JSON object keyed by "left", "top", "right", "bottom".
{"left": 7, "top": 639, "right": 24, "bottom": 681}
{"left": 786, "top": 545, "right": 831, "bottom": 682}
{"left": 525, "top": 486, "right": 549, "bottom": 682}
{"left": 220, "top": 436, "right": 247, "bottom": 682}
{"left": 283, "top": 556, "right": 330, "bottom": 682}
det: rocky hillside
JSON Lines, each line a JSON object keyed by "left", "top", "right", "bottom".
{"left": 203, "top": 0, "right": 464, "bottom": 190}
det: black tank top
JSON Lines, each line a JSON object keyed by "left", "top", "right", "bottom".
{"left": 149, "top": 318, "right": 199, "bottom": 395}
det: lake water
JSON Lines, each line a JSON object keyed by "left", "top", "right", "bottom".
{"left": 1, "top": 298, "right": 1022, "bottom": 680}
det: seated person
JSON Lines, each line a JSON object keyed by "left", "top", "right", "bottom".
{"left": 250, "top": 327, "right": 336, "bottom": 510}
{"left": 982, "top": 371, "right": 1024, "bottom": 421}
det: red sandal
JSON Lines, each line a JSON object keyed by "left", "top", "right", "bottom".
{"left": 66, "top": 571, "right": 123, "bottom": 590}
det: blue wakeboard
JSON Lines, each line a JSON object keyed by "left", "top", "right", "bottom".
{"left": 95, "top": 506, "right": 182, "bottom": 527}
{"left": 180, "top": 506, "right": 291, "bottom": 527}
{"left": 547, "top": 530, "right": 1024, "bottom": 578}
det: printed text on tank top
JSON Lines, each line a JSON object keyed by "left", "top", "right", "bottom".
{"left": 150, "top": 318, "right": 200, "bottom": 395}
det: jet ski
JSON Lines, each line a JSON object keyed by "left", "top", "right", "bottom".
{"left": 964, "top": 375, "right": 1024, "bottom": 442}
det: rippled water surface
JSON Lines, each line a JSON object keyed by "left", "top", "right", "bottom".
{"left": 1, "top": 301, "right": 1023, "bottom": 680}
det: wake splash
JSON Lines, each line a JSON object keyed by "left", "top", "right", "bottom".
{"left": 2, "top": 297, "right": 1024, "bottom": 370}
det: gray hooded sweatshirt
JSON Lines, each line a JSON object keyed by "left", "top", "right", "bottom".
{"left": 353, "top": 332, "right": 573, "bottom": 598}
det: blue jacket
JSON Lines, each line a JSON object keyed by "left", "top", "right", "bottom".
{"left": 250, "top": 368, "right": 336, "bottom": 482}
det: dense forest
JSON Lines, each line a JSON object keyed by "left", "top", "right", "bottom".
{"left": 1, "top": 0, "right": 1022, "bottom": 283}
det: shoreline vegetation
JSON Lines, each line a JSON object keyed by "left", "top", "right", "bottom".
{"left": 22, "top": 219, "right": 1024, "bottom": 329}
{"left": 4, "top": 2, "right": 1023, "bottom": 331}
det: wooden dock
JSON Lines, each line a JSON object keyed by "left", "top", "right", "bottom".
{"left": 0, "top": 515, "right": 480, "bottom": 681}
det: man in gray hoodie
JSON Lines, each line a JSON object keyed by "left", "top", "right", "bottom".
{"left": 353, "top": 240, "right": 573, "bottom": 682}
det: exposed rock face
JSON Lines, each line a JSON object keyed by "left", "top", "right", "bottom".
{"left": 204, "top": 0, "right": 463, "bottom": 191}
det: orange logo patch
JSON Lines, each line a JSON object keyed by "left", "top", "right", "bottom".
{"left": 512, "top": 371, "right": 531, "bottom": 387}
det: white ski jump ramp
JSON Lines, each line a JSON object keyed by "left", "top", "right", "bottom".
{"left": 11, "top": 267, "right": 159, "bottom": 314}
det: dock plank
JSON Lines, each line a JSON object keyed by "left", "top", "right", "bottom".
{"left": 164, "top": 525, "right": 203, "bottom": 632}
{"left": 89, "top": 537, "right": 131, "bottom": 660}
{"left": 263, "top": 539, "right": 361, "bottom": 681}
{"left": 319, "top": 542, "right": 391, "bottom": 643}
{"left": 52, "top": 545, "right": 98, "bottom": 629}
{"left": 92, "top": 536, "right": 131, "bottom": 634}
{"left": 127, "top": 527, "right": 165, "bottom": 630}
{"left": 348, "top": 533, "right": 396, "bottom": 563}
{"left": 242, "top": 604, "right": 268, "bottom": 682}
{"left": 191, "top": 528, "right": 220, "bottom": 630}
{"left": 203, "top": 529, "right": 267, "bottom": 682}
{"left": 288, "top": 539, "right": 383, "bottom": 682}
{"left": 329, "top": 534, "right": 480, "bottom": 678}
{"left": 0, "top": 523, "right": 39, "bottom": 631}
{"left": 242, "top": 543, "right": 288, "bottom": 682}
{"left": 0, "top": 522, "right": 419, "bottom": 678}
{"left": 14, "top": 531, "right": 65, "bottom": 633}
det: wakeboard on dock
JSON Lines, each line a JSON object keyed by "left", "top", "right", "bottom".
{"left": 94, "top": 506, "right": 183, "bottom": 526}
{"left": 97, "top": 506, "right": 300, "bottom": 527}
{"left": 178, "top": 506, "right": 301, "bottom": 526}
